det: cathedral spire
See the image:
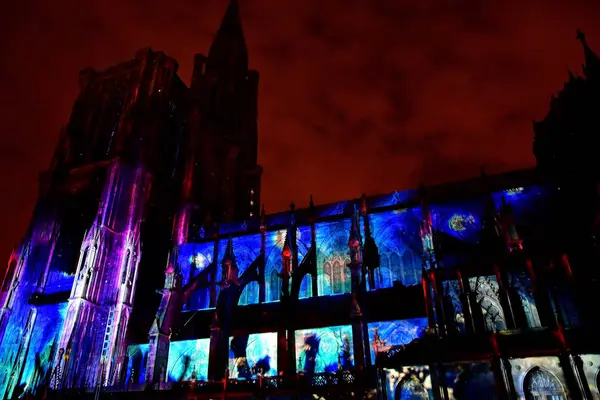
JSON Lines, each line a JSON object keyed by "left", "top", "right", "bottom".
{"left": 576, "top": 29, "right": 600, "bottom": 77}
{"left": 206, "top": 0, "right": 248, "bottom": 75}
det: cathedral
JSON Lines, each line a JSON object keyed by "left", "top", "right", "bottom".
{"left": 1, "top": 1, "right": 600, "bottom": 399}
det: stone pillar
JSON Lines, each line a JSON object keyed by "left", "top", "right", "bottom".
{"left": 208, "top": 313, "right": 229, "bottom": 380}
{"left": 560, "top": 353, "right": 592, "bottom": 399}
{"left": 146, "top": 331, "right": 170, "bottom": 384}
{"left": 429, "top": 363, "right": 448, "bottom": 400}
{"left": 457, "top": 271, "right": 476, "bottom": 334}
{"left": 494, "top": 264, "right": 517, "bottom": 330}
{"left": 490, "top": 356, "right": 516, "bottom": 400}
{"left": 277, "top": 328, "right": 288, "bottom": 376}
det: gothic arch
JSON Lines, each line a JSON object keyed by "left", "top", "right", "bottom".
{"left": 374, "top": 223, "right": 403, "bottom": 255}
{"left": 238, "top": 281, "right": 259, "bottom": 306}
{"left": 317, "top": 226, "right": 352, "bottom": 296}
{"left": 298, "top": 274, "right": 311, "bottom": 299}
{"left": 523, "top": 367, "right": 566, "bottom": 400}
{"left": 394, "top": 375, "right": 428, "bottom": 400}
{"left": 290, "top": 246, "right": 317, "bottom": 301}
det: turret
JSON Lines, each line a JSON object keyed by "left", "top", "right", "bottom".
{"left": 347, "top": 206, "right": 363, "bottom": 317}
{"left": 220, "top": 236, "right": 238, "bottom": 285}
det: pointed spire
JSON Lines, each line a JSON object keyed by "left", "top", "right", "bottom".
{"left": 348, "top": 205, "right": 363, "bottom": 248}
{"left": 282, "top": 230, "right": 292, "bottom": 258}
{"left": 206, "top": 0, "right": 248, "bottom": 75}
{"left": 576, "top": 29, "right": 600, "bottom": 77}
{"left": 222, "top": 236, "right": 236, "bottom": 265}
{"left": 259, "top": 204, "right": 266, "bottom": 229}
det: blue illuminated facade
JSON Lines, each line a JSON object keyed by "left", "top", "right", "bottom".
{"left": 1, "top": 3, "right": 600, "bottom": 398}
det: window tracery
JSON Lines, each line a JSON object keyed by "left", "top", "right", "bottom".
{"left": 396, "top": 375, "right": 428, "bottom": 399}
{"left": 470, "top": 276, "right": 507, "bottom": 332}
{"left": 524, "top": 367, "right": 566, "bottom": 399}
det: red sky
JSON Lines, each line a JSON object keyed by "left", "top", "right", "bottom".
{"left": 0, "top": 0, "right": 599, "bottom": 263}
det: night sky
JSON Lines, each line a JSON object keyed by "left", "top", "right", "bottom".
{"left": 0, "top": 0, "right": 599, "bottom": 263}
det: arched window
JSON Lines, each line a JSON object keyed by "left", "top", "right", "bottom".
{"left": 333, "top": 261, "right": 342, "bottom": 294}
{"left": 2, "top": 259, "right": 17, "bottom": 292}
{"left": 395, "top": 375, "right": 428, "bottom": 400}
{"left": 268, "top": 269, "right": 281, "bottom": 302}
{"left": 523, "top": 367, "right": 566, "bottom": 399}
{"left": 299, "top": 275, "right": 311, "bottom": 299}
{"left": 239, "top": 281, "right": 259, "bottom": 306}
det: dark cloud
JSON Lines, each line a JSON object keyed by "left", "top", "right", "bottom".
{"left": 0, "top": 0, "right": 599, "bottom": 265}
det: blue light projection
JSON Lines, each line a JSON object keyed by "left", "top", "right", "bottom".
{"left": 367, "top": 318, "right": 428, "bottom": 364}
{"left": 384, "top": 366, "right": 432, "bottom": 400}
{"left": 18, "top": 303, "right": 67, "bottom": 394}
{"left": 264, "top": 229, "right": 286, "bottom": 303}
{"left": 178, "top": 242, "right": 215, "bottom": 287}
{"left": 166, "top": 339, "right": 210, "bottom": 382}
{"left": 264, "top": 227, "right": 312, "bottom": 302}
{"left": 368, "top": 209, "right": 424, "bottom": 290}
{"left": 228, "top": 332, "right": 278, "bottom": 379}
{"left": 179, "top": 242, "right": 215, "bottom": 311}
{"left": 296, "top": 226, "right": 313, "bottom": 300}
{"left": 431, "top": 200, "right": 485, "bottom": 244}
{"left": 125, "top": 343, "right": 150, "bottom": 385}
{"left": 224, "top": 234, "right": 261, "bottom": 306}
{"left": 295, "top": 325, "right": 354, "bottom": 374}
{"left": 369, "top": 189, "right": 418, "bottom": 209}
{"left": 442, "top": 280, "right": 466, "bottom": 334}
{"left": 315, "top": 220, "right": 352, "bottom": 296}
{"left": 443, "top": 362, "right": 496, "bottom": 399}
{"left": 492, "top": 185, "right": 553, "bottom": 232}
{"left": 43, "top": 272, "right": 74, "bottom": 295}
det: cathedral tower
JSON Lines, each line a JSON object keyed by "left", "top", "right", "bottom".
{"left": 175, "top": 0, "right": 262, "bottom": 246}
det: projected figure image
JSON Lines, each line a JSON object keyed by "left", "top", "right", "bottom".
{"left": 368, "top": 319, "right": 428, "bottom": 363}
{"left": 295, "top": 325, "right": 354, "bottom": 376}
{"left": 125, "top": 344, "right": 150, "bottom": 385}
{"left": 228, "top": 332, "right": 277, "bottom": 379}
{"left": 166, "top": 339, "right": 210, "bottom": 383}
